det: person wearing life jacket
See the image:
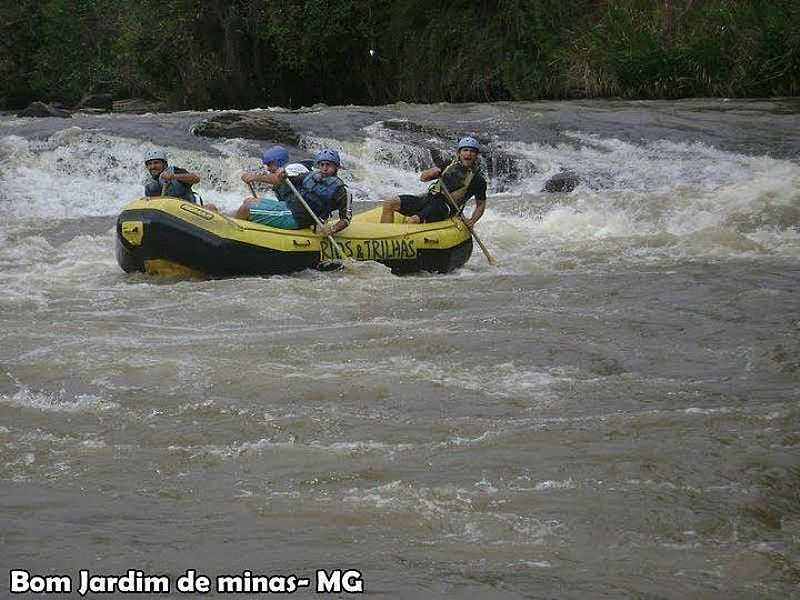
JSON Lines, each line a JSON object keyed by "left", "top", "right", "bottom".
{"left": 237, "top": 145, "right": 312, "bottom": 226}
{"left": 237, "top": 147, "right": 351, "bottom": 237}
{"left": 380, "top": 136, "right": 487, "bottom": 226}
{"left": 143, "top": 149, "right": 201, "bottom": 204}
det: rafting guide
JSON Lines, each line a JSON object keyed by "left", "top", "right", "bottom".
{"left": 9, "top": 567, "right": 364, "bottom": 594}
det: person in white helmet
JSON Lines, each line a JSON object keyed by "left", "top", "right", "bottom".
{"left": 380, "top": 136, "right": 487, "bottom": 226}
{"left": 143, "top": 149, "right": 201, "bottom": 204}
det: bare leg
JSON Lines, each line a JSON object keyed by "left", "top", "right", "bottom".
{"left": 235, "top": 197, "right": 257, "bottom": 220}
{"left": 381, "top": 196, "right": 401, "bottom": 223}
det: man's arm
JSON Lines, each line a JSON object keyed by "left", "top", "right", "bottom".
{"left": 419, "top": 167, "right": 442, "bottom": 182}
{"left": 242, "top": 168, "right": 286, "bottom": 186}
{"left": 162, "top": 167, "right": 200, "bottom": 186}
{"left": 464, "top": 199, "right": 485, "bottom": 228}
{"left": 316, "top": 187, "right": 351, "bottom": 236}
{"left": 463, "top": 177, "right": 487, "bottom": 227}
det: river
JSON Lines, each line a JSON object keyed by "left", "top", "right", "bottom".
{"left": 1, "top": 98, "right": 799, "bottom": 598}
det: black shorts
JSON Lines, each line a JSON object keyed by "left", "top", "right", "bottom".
{"left": 398, "top": 193, "right": 451, "bottom": 223}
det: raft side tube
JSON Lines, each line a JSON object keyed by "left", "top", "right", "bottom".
{"left": 115, "top": 198, "right": 473, "bottom": 277}
{"left": 116, "top": 206, "right": 320, "bottom": 276}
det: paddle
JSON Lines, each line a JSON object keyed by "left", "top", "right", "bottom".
{"left": 160, "top": 166, "right": 172, "bottom": 196}
{"left": 284, "top": 178, "right": 349, "bottom": 263}
{"left": 437, "top": 179, "right": 497, "bottom": 266}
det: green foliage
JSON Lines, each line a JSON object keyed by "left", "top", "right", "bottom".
{"left": 381, "top": 2, "right": 490, "bottom": 101}
{"left": 0, "top": 0, "right": 42, "bottom": 107}
{"left": 30, "top": 0, "right": 119, "bottom": 103}
{"left": 253, "top": 0, "right": 376, "bottom": 105}
{"left": 495, "top": 0, "right": 587, "bottom": 99}
{"left": 734, "top": 1, "right": 800, "bottom": 97}
{"left": 566, "top": 0, "right": 800, "bottom": 99}
{"left": 2, "top": 0, "right": 798, "bottom": 110}
{"left": 107, "top": 0, "right": 185, "bottom": 102}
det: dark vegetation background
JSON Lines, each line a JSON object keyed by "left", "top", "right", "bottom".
{"left": 1, "top": 0, "right": 798, "bottom": 110}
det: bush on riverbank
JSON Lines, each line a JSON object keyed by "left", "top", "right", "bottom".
{"left": 2, "top": 0, "right": 798, "bottom": 110}
{"left": 569, "top": 0, "right": 800, "bottom": 98}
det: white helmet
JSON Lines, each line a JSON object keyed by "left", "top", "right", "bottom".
{"left": 457, "top": 136, "right": 480, "bottom": 152}
{"left": 144, "top": 149, "right": 167, "bottom": 164}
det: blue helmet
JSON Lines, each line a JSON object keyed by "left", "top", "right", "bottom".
{"left": 315, "top": 148, "right": 341, "bottom": 167}
{"left": 457, "top": 136, "right": 480, "bottom": 152}
{"left": 261, "top": 145, "right": 289, "bottom": 167}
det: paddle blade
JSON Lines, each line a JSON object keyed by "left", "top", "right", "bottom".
{"left": 318, "top": 260, "right": 345, "bottom": 272}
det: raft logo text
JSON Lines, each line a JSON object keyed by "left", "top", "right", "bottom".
{"left": 9, "top": 568, "right": 364, "bottom": 595}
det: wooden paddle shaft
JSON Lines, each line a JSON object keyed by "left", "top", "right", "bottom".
{"left": 438, "top": 179, "right": 497, "bottom": 265}
{"left": 284, "top": 178, "right": 348, "bottom": 260}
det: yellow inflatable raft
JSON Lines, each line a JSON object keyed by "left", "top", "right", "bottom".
{"left": 115, "top": 197, "right": 473, "bottom": 276}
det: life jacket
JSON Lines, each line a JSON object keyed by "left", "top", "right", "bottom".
{"left": 145, "top": 167, "right": 195, "bottom": 203}
{"left": 428, "top": 160, "right": 475, "bottom": 206}
{"left": 144, "top": 180, "right": 162, "bottom": 197}
{"left": 273, "top": 163, "right": 310, "bottom": 203}
{"left": 273, "top": 180, "right": 295, "bottom": 204}
{"left": 289, "top": 172, "right": 344, "bottom": 225}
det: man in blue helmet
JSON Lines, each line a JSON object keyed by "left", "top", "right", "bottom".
{"left": 236, "top": 145, "right": 311, "bottom": 226}
{"left": 143, "top": 149, "right": 203, "bottom": 203}
{"left": 380, "top": 136, "right": 487, "bottom": 226}
{"left": 236, "top": 146, "right": 351, "bottom": 236}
